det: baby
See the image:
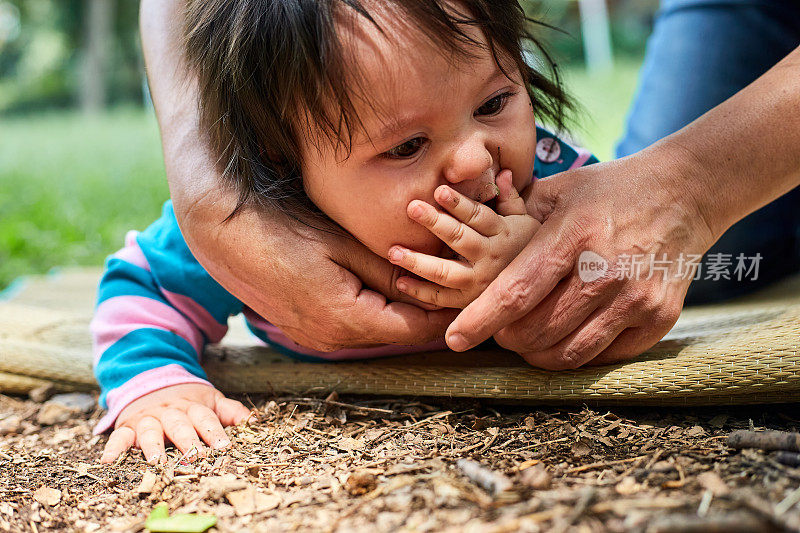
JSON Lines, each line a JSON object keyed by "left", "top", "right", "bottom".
{"left": 92, "top": 0, "right": 597, "bottom": 463}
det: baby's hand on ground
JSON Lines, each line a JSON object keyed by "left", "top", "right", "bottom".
{"left": 99, "top": 383, "right": 252, "bottom": 465}
{"left": 388, "top": 170, "right": 540, "bottom": 309}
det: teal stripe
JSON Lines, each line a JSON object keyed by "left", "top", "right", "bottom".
{"left": 95, "top": 328, "right": 206, "bottom": 408}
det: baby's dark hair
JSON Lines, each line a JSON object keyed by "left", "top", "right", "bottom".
{"left": 184, "top": 0, "right": 573, "bottom": 219}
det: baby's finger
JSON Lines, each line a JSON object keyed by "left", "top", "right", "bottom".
{"left": 494, "top": 169, "right": 527, "bottom": 216}
{"left": 433, "top": 185, "right": 502, "bottom": 236}
{"left": 388, "top": 246, "right": 472, "bottom": 288}
{"left": 187, "top": 403, "right": 231, "bottom": 450}
{"left": 396, "top": 276, "right": 464, "bottom": 309}
{"left": 160, "top": 408, "right": 205, "bottom": 461}
{"left": 407, "top": 200, "right": 484, "bottom": 261}
{"left": 215, "top": 395, "right": 252, "bottom": 427}
{"left": 100, "top": 426, "right": 136, "bottom": 464}
{"left": 135, "top": 416, "right": 167, "bottom": 464}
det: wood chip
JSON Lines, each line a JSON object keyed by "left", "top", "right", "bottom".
{"left": 135, "top": 471, "right": 158, "bottom": 494}
{"left": 226, "top": 487, "right": 281, "bottom": 515}
{"left": 456, "top": 459, "right": 511, "bottom": 495}
{"left": 696, "top": 471, "right": 729, "bottom": 496}
{"left": 33, "top": 487, "right": 61, "bottom": 507}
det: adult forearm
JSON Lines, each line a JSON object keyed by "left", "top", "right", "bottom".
{"left": 661, "top": 45, "right": 800, "bottom": 241}
{"left": 139, "top": 0, "right": 227, "bottom": 213}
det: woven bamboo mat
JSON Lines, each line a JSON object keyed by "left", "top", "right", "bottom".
{"left": 1, "top": 268, "right": 799, "bottom": 405}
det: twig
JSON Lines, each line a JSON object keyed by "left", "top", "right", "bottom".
{"left": 646, "top": 511, "right": 770, "bottom": 533}
{"left": 775, "top": 485, "right": 800, "bottom": 516}
{"left": 278, "top": 397, "right": 395, "bottom": 415}
{"left": 776, "top": 451, "right": 800, "bottom": 467}
{"left": 728, "top": 430, "right": 800, "bottom": 452}
{"left": 565, "top": 455, "right": 648, "bottom": 474}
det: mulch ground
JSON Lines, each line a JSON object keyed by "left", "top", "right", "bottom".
{"left": 2, "top": 392, "right": 800, "bottom": 532}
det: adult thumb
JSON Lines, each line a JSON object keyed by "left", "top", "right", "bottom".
{"left": 524, "top": 176, "right": 560, "bottom": 223}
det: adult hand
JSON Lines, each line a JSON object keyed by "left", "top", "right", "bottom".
{"left": 445, "top": 46, "right": 800, "bottom": 368}
{"left": 445, "top": 143, "right": 719, "bottom": 368}
{"left": 181, "top": 193, "right": 457, "bottom": 351}
{"left": 140, "top": 0, "right": 456, "bottom": 352}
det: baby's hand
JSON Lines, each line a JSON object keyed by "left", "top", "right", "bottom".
{"left": 100, "top": 383, "right": 252, "bottom": 464}
{"left": 388, "top": 170, "right": 540, "bottom": 309}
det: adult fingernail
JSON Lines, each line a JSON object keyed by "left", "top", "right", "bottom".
{"left": 447, "top": 332, "right": 469, "bottom": 351}
{"left": 389, "top": 247, "right": 404, "bottom": 263}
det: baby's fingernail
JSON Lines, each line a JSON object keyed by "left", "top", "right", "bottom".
{"left": 389, "top": 247, "right": 404, "bottom": 263}
{"left": 215, "top": 439, "right": 231, "bottom": 449}
{"left": 447, "top": 332, "right": 469, "bottom": 351}
{"left": 438, "top": 188, "right": 451, "bottom": 202}
{"left": 396, "top": 279, "right": 408, "bottom": 292}
{"left": 408, "top": 204, "right": 423, "bottom": 219}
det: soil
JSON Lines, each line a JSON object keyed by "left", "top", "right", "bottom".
{"left": 2, "top": 392, "right": 800, "bottom": 532}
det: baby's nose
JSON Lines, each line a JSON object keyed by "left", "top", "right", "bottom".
{"left": 443, "top": 134, "right": 493, "bottom": 185}
{"left": 443, "top": 137, "right": 497, "bottom": 203}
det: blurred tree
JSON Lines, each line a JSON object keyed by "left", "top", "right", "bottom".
{"left": 0, "top": 0, "right": 658, "bottom": 115}
{"left": 0, "top": 0, "right": 138, "bottom": 114}
{"left": 80, "top": 0, "right": 114, "bottom": 112}
{"left": 524, "top": 0, "right": 658, "bottom": 65}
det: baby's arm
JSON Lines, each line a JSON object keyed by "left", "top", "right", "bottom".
{"left": 92, "top": 205, "right": 250, "bottom": 463}
{"left": 387, "top": 170, "right": 539, "bottom": 309}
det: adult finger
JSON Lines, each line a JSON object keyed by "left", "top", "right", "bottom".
{"left": 289, "top": 245, "right": 456, "bottom": 350}
{"left": 100, "top": 426, "right": 136, "bottom": 464}
{"left": 187, "top": 403, "right": 231, "bottom": 450}
{"left": 445, "top": 221, "right": 577, "bottom": 351}
{"left": 215, "top": 395, "right": 252, "bottom": 427}
{"left": 331, "top": 240, "right": 459, "bottom": 345}
{"left": 135, "top": 416, "right": 167, "bottom": 464}
{"left": 160, "top": 408, "right": 205, "bottom": 460}
{"left": 518, "top": 308, "right": 628, "bottom": 370}
{"left": 333, "top": 234, "right": 431, "bottom": 306}
{"left": 592, "top": 313, "right": 679, "bottom": 365}
{"left": 493, "top": 274, "right": 615, "bottom": 354}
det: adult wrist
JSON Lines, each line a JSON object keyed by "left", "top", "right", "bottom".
{"left": 648, "top": 134, "right": 735, "bottom": 246}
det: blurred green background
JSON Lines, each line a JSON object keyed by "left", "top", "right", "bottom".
{"left": 0, "top": 0, "right": 658, "bottom": 290}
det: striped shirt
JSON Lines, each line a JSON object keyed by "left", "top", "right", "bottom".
{"left": 91, "top": 127, "right": 598, "bottom": 433}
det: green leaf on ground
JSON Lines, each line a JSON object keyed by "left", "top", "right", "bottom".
{"left": 145, "top": 503, "right": 217, "bottom": 533}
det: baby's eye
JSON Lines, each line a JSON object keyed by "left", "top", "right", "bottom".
{"left": 475, "top": 91, "right": 514, "bottom": 117}
{"left": 383, "top": 137, "right": 427, "bottom": 159}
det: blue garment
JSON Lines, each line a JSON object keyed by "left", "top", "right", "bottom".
{"left": 616, "top": 0, "right": 800, "bottom": 304}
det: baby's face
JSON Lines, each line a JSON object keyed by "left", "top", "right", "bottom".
{"left": 301, "top": 12, "right": 536, "bottom": 259}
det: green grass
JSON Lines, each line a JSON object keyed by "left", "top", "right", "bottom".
{"left": 0, "top": 60, "right": 642, "bottom": 290}
{"left": 0, "top": 108, "right": 169, "bottom": 290}
{"left": 564, "top": 58, "right": 643, "bottom": 160}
